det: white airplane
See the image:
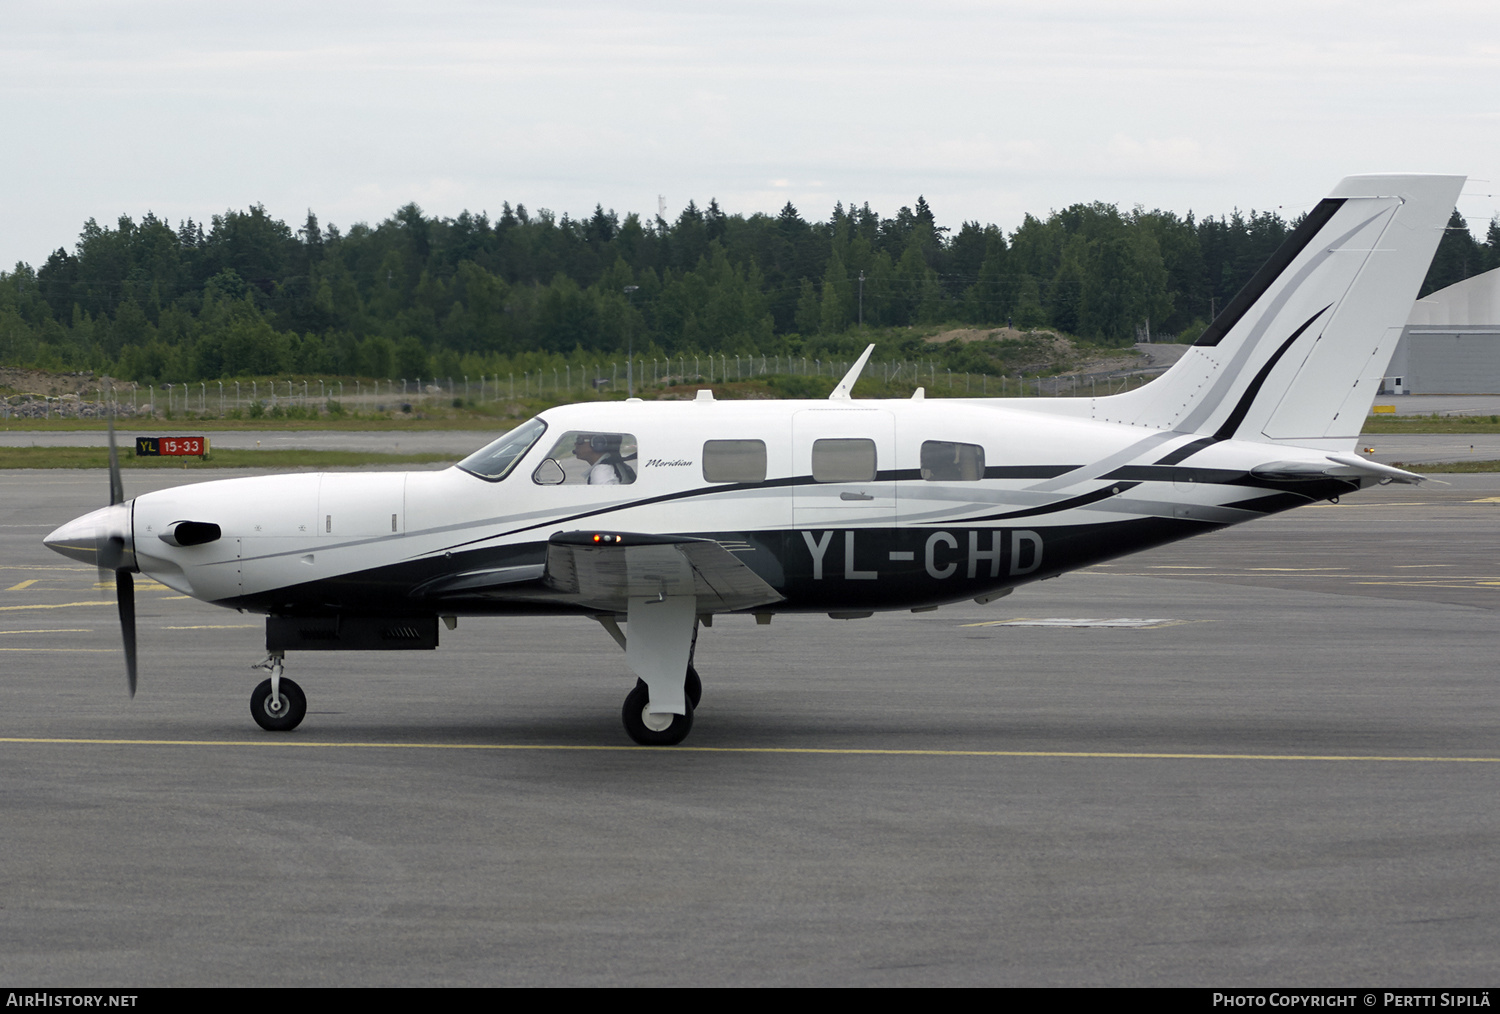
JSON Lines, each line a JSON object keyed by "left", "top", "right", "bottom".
{"left": 44, "top": 174, "right": 1462, "bottom": 745}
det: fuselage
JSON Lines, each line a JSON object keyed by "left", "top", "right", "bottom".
{"left": 81, "top": 395, "right": 1361, "bottom": 620}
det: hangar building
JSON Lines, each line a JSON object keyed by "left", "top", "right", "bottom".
{"left": 1387, "top": 267, "right": 1500, "bottom": 393}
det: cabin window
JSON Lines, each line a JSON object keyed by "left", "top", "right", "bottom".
{"left": 457, "top": 417, "right": 548, "bottom": 482}
{"left": 533, "top": 431, "right": 638, "bottom": 485}
{"left": 920, "top": 440, "right": 985, "bottom": 481}
{"left": 812, "top": 438, "right": 876, "bottom": 482}
{"left": 702, "top": 440, "right": 767, "bottom": 483}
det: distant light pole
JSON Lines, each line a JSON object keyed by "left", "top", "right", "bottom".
{"left": 623, "top": 285, "right": 639, "bottom": 397}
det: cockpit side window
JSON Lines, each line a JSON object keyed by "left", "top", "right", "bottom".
{"left": 457, "top": 417, "right": 548, "bottom": 482}
{"left": 533, "top": 431, "right": 639, "bottom": 485}
{"left": 920, "top": 440, "right": 985, "bottom": 481}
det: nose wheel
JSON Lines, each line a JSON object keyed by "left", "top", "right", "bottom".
{"left": 251, "top": 676, "right": 307, "bottom": 732}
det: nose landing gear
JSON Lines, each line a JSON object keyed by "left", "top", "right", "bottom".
{"left": 250, "top": 652, "right": 306, "bottom": 732}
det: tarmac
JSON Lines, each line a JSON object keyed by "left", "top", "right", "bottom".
{"left": 1, "top": 463, "right": 1498, "bottom": 985}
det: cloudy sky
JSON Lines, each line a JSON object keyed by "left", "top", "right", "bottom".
{"left": 3, "top": 0, "right": 1498, "bottom": 269}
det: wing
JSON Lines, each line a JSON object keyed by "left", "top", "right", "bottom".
{"left": 543, "top": 531, "right": 784, "bottom": 612}
{"left": 412, "top": 531, "right": 784, "bottom": 614}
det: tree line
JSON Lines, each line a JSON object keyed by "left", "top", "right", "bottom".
{"left": 1, "top": 192, "right": 1495, "bottom": 386}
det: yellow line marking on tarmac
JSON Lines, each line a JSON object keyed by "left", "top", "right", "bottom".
{"left": 961, "top": 617, "right": 1200, "bottom": 629}
{"left": 1248, "top": 567, "right": 1347, "bottom": 572}
{"left": 0, "top": 736, "right": 1497, "bottom": 764}
{"left": 6, "top": 580, "right": 38, "bottom": 591}
{"left": 1355, "top": 577, "right": 1500, "bottom": 584}
{"left": 0, "top": 628, "right": 90, "bottom": 635}
{"left": 0, "top": 600, "right": 112, "bottom": 611}
{"left": 161, "top": 624, "right": 257, "bottom": 630}
{"left": 0, "top": 565, "right": 91, "bottom": 571}
{"left": 0, "top": 648, "right": 114, "bottom": 652}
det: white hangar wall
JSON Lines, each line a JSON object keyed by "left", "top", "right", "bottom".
{"left": 1388, "top": 268, "right": 1500, "bottom": 394}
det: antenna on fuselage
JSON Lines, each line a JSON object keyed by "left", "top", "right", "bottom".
{"left": 829, "top": 344, "right": 876, "bottom": 400}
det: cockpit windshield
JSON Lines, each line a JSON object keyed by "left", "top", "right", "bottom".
{"left": 457, "top": 417, "right": 548, "bottom": 481}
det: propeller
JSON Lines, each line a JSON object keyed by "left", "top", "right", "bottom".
{"left": 116, "top": 568, "right": 137, "bottom": 697}
{"left": 42, "top": 385, "right": 139, "bottom": 695}
{"left": 95, "top": 393, "right": 137, "bottom": 696}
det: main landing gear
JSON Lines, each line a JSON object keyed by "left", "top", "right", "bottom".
{"left": 601, "top": 606, "right": 706, "bottom": 746}
{"left": 250, "top": 652, "right": 306, "bottom": 732}
{"left": 622, "top": 677, "right": 694, "bottom": 746}
{"left": 621, "top": 664, "right": 703, "bottom": 746}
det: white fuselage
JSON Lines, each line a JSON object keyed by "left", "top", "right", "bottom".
{"left": 117, "top": 396, "right": 1354, "bottom": 617}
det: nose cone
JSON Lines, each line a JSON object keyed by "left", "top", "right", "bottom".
{"left": 44, "top": 502, "right": 134, "bottom": 569}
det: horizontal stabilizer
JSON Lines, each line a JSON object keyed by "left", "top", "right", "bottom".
{"left": 1250, "top": 454, "right": 1426, "bottom": 484}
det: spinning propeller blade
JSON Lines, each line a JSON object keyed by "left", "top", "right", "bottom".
{"left": 117, "top": 568, "right": 137, "bottom": 697}
{"left": 106, "top": 388, "right": 136, "bottom": 695}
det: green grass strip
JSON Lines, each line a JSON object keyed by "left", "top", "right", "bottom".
{"left": 1392, "top": 459, "right": 1500, "bottom": 473}
{"left": 1362, "top": 416, "right": 1500, "bottom": 434}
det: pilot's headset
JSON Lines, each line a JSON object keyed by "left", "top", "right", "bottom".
{"left": 585, "top": 434, "right": 615, "bottom": 453}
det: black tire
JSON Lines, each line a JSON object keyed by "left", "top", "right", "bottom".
{"left": 251, "top": 677, "right": 307, "bottom": 732}
{"left": 685, "top": 665, "right": 703, "bottom": 708}
{"left": 622, "top": 678, "right": 693, "bottom": 746}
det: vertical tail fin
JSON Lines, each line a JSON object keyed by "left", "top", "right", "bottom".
{"left": 1097, "top": 174, "right": 1464, "bottom": 449}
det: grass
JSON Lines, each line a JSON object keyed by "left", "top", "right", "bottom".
{"left": 1390, "top": 459, "right": 1500, "bottom": 473}
{"left": 0, "top": 447, "right": 457, "bottom": 470}
{"left": 1361, "top": 415, "right": 1500, "bottom": 434}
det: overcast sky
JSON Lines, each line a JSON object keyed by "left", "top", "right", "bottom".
{"left": 3, "top": 0, "right": 1498, "bottom": 270}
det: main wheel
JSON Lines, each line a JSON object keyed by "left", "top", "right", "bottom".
{"left": 685, "top": 665, "right": 702, "bottom": 708}
{"left": 622, "top": 679, "right": 694, "bottom": 746}
{"left": 251, "top": 677, "right": 307, "bottom": 732}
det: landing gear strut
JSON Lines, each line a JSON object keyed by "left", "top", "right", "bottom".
{"left": 250, "top": 652, "right": 306, "bottom": 732}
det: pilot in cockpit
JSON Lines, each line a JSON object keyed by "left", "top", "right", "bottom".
{"left": 573, "top": 434, "right": 636, "bottom": 484}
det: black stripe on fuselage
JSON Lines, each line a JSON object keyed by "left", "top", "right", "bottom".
{"left": 1153, "top": 437, "right": 1217, "bottom": 465}
{"left": 962, "top": 481, "right": 1142, "bottom": 522}
{"left": 418, "top": 461, "right": 1351, "bottom": 563}
{"left": 218, "top": 515, "right": 1227, "bottom": 619}
{"left": 444, "top": 466, "right": 1085, "bottom": 550}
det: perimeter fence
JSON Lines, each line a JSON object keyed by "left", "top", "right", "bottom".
{"left": 1, "top": 353, "right": 1170, "bottom": 421}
